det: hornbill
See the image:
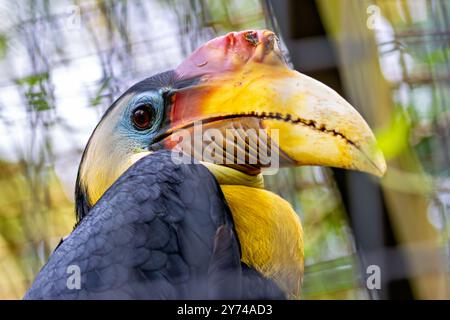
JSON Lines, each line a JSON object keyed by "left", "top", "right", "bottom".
{"left": 25, "top": 30, "right": 385, "bottom": 299}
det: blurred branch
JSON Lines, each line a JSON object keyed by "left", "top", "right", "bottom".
{"left": 317, "top": 0, "right": 450, "bottom": 299}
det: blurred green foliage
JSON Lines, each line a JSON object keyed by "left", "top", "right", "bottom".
{"left": 8, "top": 0, "right": 450, "bottom": 300}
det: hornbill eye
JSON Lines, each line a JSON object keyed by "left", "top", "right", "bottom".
{"left": 132, "top": 104, "right": 154, "bottom": 130}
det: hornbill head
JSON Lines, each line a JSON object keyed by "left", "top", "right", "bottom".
{"left": 76, "top": 30, "right": 386, "bottom": 221}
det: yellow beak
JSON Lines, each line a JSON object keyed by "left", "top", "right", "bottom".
{"left": 161, "top": 30, "right": 386, "bottom": 177}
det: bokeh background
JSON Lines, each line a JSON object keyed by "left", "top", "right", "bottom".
{"left": 0, "top": 0, "right": 449, "bottom": 299}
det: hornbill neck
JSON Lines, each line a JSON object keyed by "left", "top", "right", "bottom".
{"left": 220, "top": 184, "right": 304, "bottom": 298}
{"left": 202, "top": 162, "right": 304, "bottom": 297}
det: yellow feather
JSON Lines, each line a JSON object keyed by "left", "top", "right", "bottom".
{"left": 221, "top": 185, "right": 304, "bottom": 298}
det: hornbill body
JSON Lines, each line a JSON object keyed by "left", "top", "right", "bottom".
{"left": 25, "top": 30, "right": 385, "bottom": 299}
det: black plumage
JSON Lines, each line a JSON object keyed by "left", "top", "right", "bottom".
{"left": 24, "top": 151, "right": 284, "bottom": 299}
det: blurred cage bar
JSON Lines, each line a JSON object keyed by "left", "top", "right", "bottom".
{"left": 315, "top": 0, "right": 450, "bottom": 299}
{"left": 0, "top": 0, "right": 448, "bottom": 300}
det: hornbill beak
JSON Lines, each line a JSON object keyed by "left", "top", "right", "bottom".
{"left": 156, "top": 30, "right": 386, "bottom": 177}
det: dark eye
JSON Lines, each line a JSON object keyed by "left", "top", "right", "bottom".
{"left": 132, "top": 104, "right": 154, "bottom": 130}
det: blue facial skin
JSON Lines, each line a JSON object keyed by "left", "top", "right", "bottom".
{"left": 116, "top": 90, "right": 166, "bottom": 151}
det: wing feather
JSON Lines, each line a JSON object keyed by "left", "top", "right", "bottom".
{"left": 24, "top": 151, "right": 284, "bottom": 299}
